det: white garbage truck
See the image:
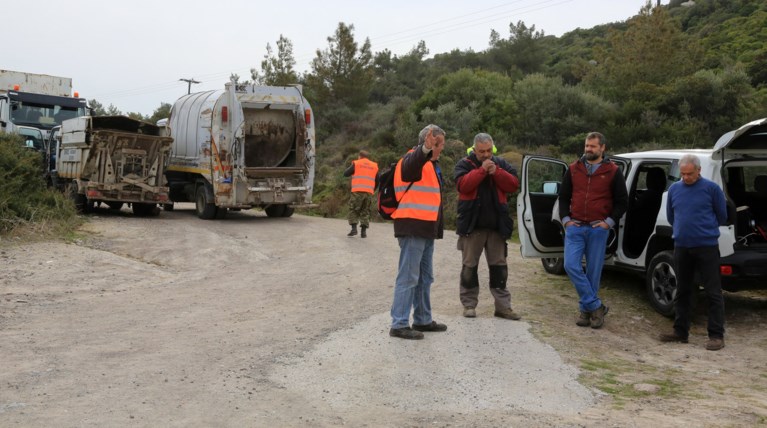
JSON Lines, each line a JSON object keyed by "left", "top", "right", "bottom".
{"left": 164, "top": 82, "right": 316, "bottom": 219}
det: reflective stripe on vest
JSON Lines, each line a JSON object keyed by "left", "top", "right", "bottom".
{"left": 391, "top": 157, "right": 441, "bottom": 221}
{"left": 351, "top": 158, "right": 379, "bottom": 194}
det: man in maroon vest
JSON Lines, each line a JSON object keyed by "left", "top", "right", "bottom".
{"left": 558, "top": 132, "right": 628, "bottom": 329}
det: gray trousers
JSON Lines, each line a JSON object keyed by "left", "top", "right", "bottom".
{"left": 457, "top": 229, "right": 511, "bottom": 310}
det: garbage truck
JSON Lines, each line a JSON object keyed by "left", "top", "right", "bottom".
{"left": 164, "top": 82, "right": 316, "bottom": 219}
{"left": 54, "top": 115, "right": 174, "bottom": 216}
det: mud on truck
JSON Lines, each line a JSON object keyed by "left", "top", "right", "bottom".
{"left": 53, "top": 115, "right": 173, "bottom": 216}
{"left": 163, "top": 82, "right": 316, "bottom": 219}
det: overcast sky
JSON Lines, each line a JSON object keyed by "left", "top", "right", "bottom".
{"left": 6, "top": 0, "right": 661, "bottom": 115}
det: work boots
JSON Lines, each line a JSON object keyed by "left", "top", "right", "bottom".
{"left": 347, "top": 224, "right": 358, "bottom": 237}
{"left": 360, "top": 225, "right": 367, "bottom": 238}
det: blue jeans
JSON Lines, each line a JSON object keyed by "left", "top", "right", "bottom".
{"left": 564, "top": 225, "right": 609, "bottom": 312}
{"left": 390, "top": 236, "right": 434, "bottom": 329}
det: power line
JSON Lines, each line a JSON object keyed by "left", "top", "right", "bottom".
{"left": 179, "top": 78, "right": 201, "bottom": 94}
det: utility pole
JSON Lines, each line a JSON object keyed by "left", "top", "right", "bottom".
{"left": 179, "top": 78, "right": 200, "bottom": 94}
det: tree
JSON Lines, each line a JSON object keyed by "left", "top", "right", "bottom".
{"left": 585, "top": 3, "right": 703, "bottom": 97}
{"left": 305, "top": 22, "right": 373, "bottom": 109}
{"left": 251, "top": 35, "right": 299, "bottom": 86}
{"left": 88, "top": 99, "right": 107, "bottom": 116}
{"left": 486, "top": 21, "right": 547, "bottom": 76}
{"left": 148, "top": 102, "right": 172, "bottom": 124}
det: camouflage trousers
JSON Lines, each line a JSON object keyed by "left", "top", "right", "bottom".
{"left": 348, "top": 192, "right": 373, "bottom": 227}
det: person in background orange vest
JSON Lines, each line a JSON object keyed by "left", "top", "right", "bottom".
{"left": 344, "top": 150, "right": 379, "bottom": 238}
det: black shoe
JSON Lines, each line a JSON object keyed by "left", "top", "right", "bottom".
{"left": 360, "top": 226, "right": 367, "bottom": 238}
{"left": 389, "top": 327, "right": 424, "bottom": 340}
{"left": 347, "top": 224, "right": 357, "bottom": 237}
{"left": 659, "top": 331, "right": 689, "bottom": 343}
{"left": 412, "top": 321, "right": 447, "bottom": 332}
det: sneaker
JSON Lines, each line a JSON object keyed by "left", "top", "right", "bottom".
{"left": 590, "top": 305, "right": 609, "bottom": 329}
{"left": 658, "top": 331, "right": 689, "bottom": 343}
{"left": 494, "top": 307, "right": 521, "bottom": 320}
{"left": 463, "top": 307, "right": 476, "bottom": 318}
{"left": 389, "top": 327, "right": 424, "bottom": 340}
{"left": 706, "top": 337, "right": 725, "bottom": 351}
{"left": 412, "top": 321, "right": 448, "bottom": 332}
{"left": 576, "top": 311, "right": 591, "bottom": 327}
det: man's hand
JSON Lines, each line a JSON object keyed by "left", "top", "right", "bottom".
{"left": 482, "top": 159, "right": 496, "bottom": 175}
{"left": 424, "top": 129, "right": 435, "bottom": 151}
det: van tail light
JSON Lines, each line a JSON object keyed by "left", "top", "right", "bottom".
{"left": 222, "top": 106, "right": 228, "bottom": 123}
{"left": 305, "top": 109, "right": 311, "bottom": 126}
{"left": 720, "top": 265, "right": 733, "bottom": 276}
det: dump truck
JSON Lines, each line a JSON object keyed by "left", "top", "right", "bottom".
{"left": 54, "top": 115, "right": 173, "bottom": 216}
{"left": 164, "top": 82, "right": 316, "bottom": 219}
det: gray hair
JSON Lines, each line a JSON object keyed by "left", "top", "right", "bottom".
{"left": 679, "top": 154, "right": 701, "bottom": 169}
{"left": 418, "top": 124, "right": 446, "bottom": 145}
{"left": 473, "top": 133, "right": 494, "bottom": 147}
{"left": 586, "top": 131, "right": 606, "bottom": 146}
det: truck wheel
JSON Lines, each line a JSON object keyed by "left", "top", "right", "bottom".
{"left": 281, "top": 206, "right": 294, "bottom": 218}
{"left": 66, "top": 182, "right": 88, "bottom": 213}
{"left": 133, "top": 203, "right": 159, "bottom": 217}
{"left": 541, "top": 258, "right": 565, "bottom": 275}
{"left": 265, "top": 204, "right": 286, "bottom": 217}
{"left": 107, "top": 202, "right": 124, "bottom": 211}
{"left": 215, "top": 207, "right": 228, "bottom": 219}
{"left": 646, "top": 251, "right": 677, "bottom": 318}
{"left": 195, "top": 186, "right": 217, "bottom": 220}
{"left": 163, "top": 203, "right": 174, "bottom": 212}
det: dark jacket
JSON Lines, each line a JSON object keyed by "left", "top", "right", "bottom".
{"left": 454, "top": 153, "right": 519, "bottom": 239}
{"left": 393, "top": 144, "right": 444, "bottom": 239}
{"left": 558, "top": 156, "right": 628, "bottom": 225}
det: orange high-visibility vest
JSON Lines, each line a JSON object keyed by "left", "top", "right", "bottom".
{"left": 391, "top": 156, "right": 441, "bottom": 221}
{"left": 351, "top": 158, "right": 379, "bottom": 194}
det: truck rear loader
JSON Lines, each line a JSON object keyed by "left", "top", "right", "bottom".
{"left": 164, "top": 82, "right": 315, "bottom": 219}
{"left": 55, "top": 115, "right": 173, "bottom": 216}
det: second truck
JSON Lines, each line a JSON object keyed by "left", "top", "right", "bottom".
{"left": 163, "top": 82, "right": 316, "bottom": 219}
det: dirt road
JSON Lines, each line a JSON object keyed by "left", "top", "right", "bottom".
{"left": 2, "top": 205, "right": 766, "bottom": 427}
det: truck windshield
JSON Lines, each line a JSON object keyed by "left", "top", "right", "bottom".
{"left": 11, "top": 102, "right": 85, "bottom": 129}
{"left": 9, "top": 92, "right": 88, "bottom": 130}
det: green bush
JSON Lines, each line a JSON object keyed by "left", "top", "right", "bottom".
{"left": 0, "top": 133, "right": 80, "bottom": 237}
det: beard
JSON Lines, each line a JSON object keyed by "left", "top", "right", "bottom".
{"left": 584, "top": 152, "right": 600, "bottom": 161}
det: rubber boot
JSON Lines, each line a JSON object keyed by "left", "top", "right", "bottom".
{"left": 347, "top": 224, "right": 357, "bottom": 237}
{"left": 360, "top": 226, "right": 367, "bottom": 238}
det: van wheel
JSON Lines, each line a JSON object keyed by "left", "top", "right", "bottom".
{"left": 195, "top": 186, "right": 218, "bottom": 220}
{"left": 541, "top": 258, "right": 565, "bottom": 275}
{"left": 646, "top": 251, "right": 677, "bottom": 318}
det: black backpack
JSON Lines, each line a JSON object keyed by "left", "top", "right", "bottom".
{"left": 377, "top": 162, "right": 413, "bottom": 220}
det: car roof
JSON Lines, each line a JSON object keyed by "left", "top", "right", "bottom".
{"left": 614, "top": 148, "right": 714, "bottom": 160}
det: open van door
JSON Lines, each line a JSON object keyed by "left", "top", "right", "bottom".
{"left": 517, "top": 155, "right": 568, "bottom": 258}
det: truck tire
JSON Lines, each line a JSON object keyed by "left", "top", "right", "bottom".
{"left": 265, "top": 204, "right": 286, "bottom": 217}
{"left": 107, "top": 202, "right": 124, "bottom": 211}
{"left": 282, "top": 206, "right": 294, "bottom": 218}
{"left": 163, "top": 203, "right": 174, "bottom": 212}
{"left": 646, "top": 251, "right": 677, "bottom": 318}
{"left": 541, "top": 257, "right": 565, "bottom": 275}
{"left": 215, "top": 207, "right": 228, "bottom": 219}
{"left": 195, "top": 185, "right": 217, "bottom": 220}
{"left": 133, "top": 203, "right": 160, "bottom": 217}
{"left": 66, "top": 182, "right": 88, "bottom": 214}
